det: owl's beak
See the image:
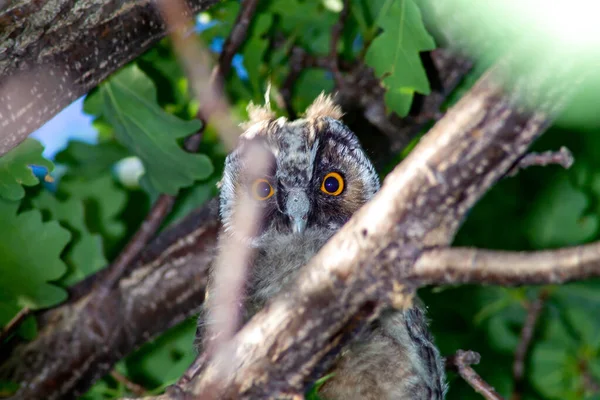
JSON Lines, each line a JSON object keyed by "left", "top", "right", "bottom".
{"left": 286, "top": 189, "right": 310, "bottom": 234}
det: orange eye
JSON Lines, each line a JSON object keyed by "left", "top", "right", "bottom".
{"left": 321, "top": 172, "right": 344, "bottom": 196}
{"left": 252, "top": 179, "right": 274, "bottom": 200}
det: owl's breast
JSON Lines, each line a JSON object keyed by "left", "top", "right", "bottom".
{"left": 247, "top": 228, "right": 335, "bottom": 308}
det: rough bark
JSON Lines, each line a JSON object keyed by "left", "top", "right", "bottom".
{"left": 161, "top": 60, "right": 582, "bottom": 398}
{"left": 0, "top": 0, "right": 219, "bottom": 157}
{"left": 0, "top": 44, "right": 472, "bottom": 399}
{"left": 0, "top": 201, "right": 219, "bottom": 400}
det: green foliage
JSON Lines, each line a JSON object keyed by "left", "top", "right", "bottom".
{"left": 2, "top": 1, "right": 600, "bottom": 400}
{"left": 0, "top": 138, "right": 53, "bottom": 201}
{"left": 365, "top": 0, "right": 436, "bottom": 116}
{"left": 93, "top": 65, "right": 213, "bottom": 195}
{"left": 32, "top": 191, "right": 107, "bottom": 285}
{"left": 0, "top": 198, "right": 70, "bottom": 327}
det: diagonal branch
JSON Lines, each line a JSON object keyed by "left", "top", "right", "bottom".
{"left": 446, "top": 350, "right": 505, "bottom": 400}
{"left": 149, "top": 58, "right": 583, "bottom": 398}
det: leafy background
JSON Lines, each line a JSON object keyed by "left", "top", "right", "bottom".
{"left": 1, "top": 0, "right": 600, "bottom": 399}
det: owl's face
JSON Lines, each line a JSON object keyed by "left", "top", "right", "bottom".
{"left": 219, "top": 95, "right": 380, "bottom": 239}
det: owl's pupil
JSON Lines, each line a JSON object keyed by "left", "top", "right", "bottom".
{"left": 324, "top": 176, "right": 339, "bottom": 193}
{"left": 257, "top": 181, "right": 271, "bottom": 197}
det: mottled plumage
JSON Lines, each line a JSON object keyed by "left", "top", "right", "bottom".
{"left": 197, "top": 94, "right": 446, "bottom": 399}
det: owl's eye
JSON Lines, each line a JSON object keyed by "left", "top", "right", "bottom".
{"left": 321, "top": 172, "right": 344, "bottom": 196}
{"left": 252, "top": 179, "right": 274, "bottom": 200}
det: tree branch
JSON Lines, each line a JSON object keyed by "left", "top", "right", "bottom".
{"left": 0, "top": 0, "right": 220, "bottom": 157}
{"left": 507, "top": 147, "right": 574, "bottom": 177}
{"left": 216, "top": 0, "right": 260, "bottom": 81}
{"left": 410, "top": 243, "right": 600, "bottom": 287}
{"left": 511, "top": 289, "right": 549, "bottom": 400}
{"left": 446, "top": 350, "right": 505, "bottom": 400}
{"left": 147, "top": 59, "right": 579, "bottom": 398}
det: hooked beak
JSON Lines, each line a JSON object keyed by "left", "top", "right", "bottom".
{"left": 286, "top": 188, "right": 310, "bottom": 234}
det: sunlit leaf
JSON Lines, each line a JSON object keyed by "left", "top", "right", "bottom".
{"left": 97, "top": 65, "right": 213, "bottom": 195}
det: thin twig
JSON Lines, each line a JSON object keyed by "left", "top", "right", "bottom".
{"left": 0, "top": 307, "right": 30, "bottom": 343}
{"left": 111, "top": 370, "right": 147, "bottom": 396}
{"left": 446, "top": 350, "right": 505, "bottom": 400}
{"left": 95, "top": 194, "right": 176, "bottom": 297}
{"left": 507, "top": 146, "right": 574, "bottom": 177}
{"left": 511, "top": 289, "right": 550, "bottom": 400}
{"left": 216, "top": 0, "right": 260, "bottom": 81}
{"left": 329, "top": 0, "right": 350, "bottom": 88}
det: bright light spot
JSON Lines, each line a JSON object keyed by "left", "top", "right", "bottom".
{"left": 504, "top": 0, "right": 600, "bottom": 48}
{"left": 323, "top": 0, "right": 343, "bottom": 13}
{"left": 114, "top": 156, "right": 145, "bottom": 189}
{"left": 197, "top": 12, "right": 211, "bottom": 25}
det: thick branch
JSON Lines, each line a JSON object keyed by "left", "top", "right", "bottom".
{"left": 410, "top": 243, "right": 600, "bottom": 286}
{"left": 163, "top": 61, "right": 576, "bottom": 398}
{"left": 0, "top": 0, "right": 219, "bottom": 157}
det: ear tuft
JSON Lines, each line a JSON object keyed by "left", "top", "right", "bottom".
{"left": 304, "top": 92, "right": 343, "bottom": 120}
{"left": 242, "top": 102, "right": 276, "bottom": 129}
{"left": 241, "top": 83, "right": 277, "bottom": 130}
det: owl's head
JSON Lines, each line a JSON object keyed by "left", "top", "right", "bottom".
{"left": 219, "top": 94, "right": 380, "bottom": 238}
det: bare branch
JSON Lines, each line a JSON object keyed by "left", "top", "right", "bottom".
{"left": 0, "top": 0, "right": 219, "bottom": 157}
{"left": 95, "top": 194, "right": 176, "bottom": 295}
{"left": 410, "top": 243, "right": 600, "bottom": 287}
{"left": 329, "top": 0, "right": 351, "bottom": 88}
{"left": 149, "top": 59, "right": 579, "bottom": 398}
{"left": 110, "top": 370, "right": 147, "bottom": 397}
{"left": 511, "top": 289, "right": 549, "bottom": 400}
{"left": 507, "top": 147, "right": 574, "bottom": 177}
{"left": 216, "top": 0, "right": 260, "bottom": 80}
{"left": 446, "top": 350, "right": 505, "bottom": 400}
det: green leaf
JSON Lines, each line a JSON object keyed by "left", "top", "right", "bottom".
{"left": 97, "top": 65, "right": 213, "bottom": 195}
{"left": 270, "top": 0, "right": 337, "bottom": 54}
{"left": 365, "top": 0, "right": 435, "bottom": 116}
{"left": 125, "top": 319, "right": 197, "bottom": 389}
{"left": 55, "top": 140, "right": 130, "bottom": 179}
{"left": 59, "top": 174, "right": 128, "bottom": 247}
{"left": 0, "top": 198, "right": 70, "bottom": 327}
{"left": 242, "top": 13, "right": 274, "bottom": 98}
{"left": 526, "top": 174, "right": 598, "bottom": 248}
{"left": 531, "top": 340, "right": 579, "bottom": 400}
{"left": 33, "top": 191, "right": 107, "bottom": 285}
{"left": 292, "top": 69, "right": 335, "bottom": 113}
{"left": 0, "top": 138, "right": 54, "bottom": 201}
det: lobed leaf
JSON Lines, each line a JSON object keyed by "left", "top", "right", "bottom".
{"left": 97, "top": 65, "right": 213, "bottom": 195}
{"left": 0, "top": 198, "right": 70, "bottom": 328}
{"left": 0, "top": 139, "right": 53, "bottom": 201}
{"left": 365, "top": 0, "right": 435, "bottom": 116}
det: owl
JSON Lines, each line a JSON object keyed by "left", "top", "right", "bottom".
{"left": 197, "top": 94, "right": 446, "bottom": 399}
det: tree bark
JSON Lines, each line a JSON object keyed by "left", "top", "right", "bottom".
{"left": 0, "top": 0, "right": 219, "bottom": 157}
{"left": 158, "top": 58, "right": 584, "bottom": 398}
